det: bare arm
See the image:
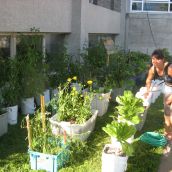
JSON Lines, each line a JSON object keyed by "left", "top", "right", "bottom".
{"left": 145, "top": 66, "right": 154, "bottom": 97}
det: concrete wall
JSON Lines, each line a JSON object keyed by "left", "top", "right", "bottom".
{"left": 65, "top": 0, "right": 121, "bottom": 58}
{"left": 0, "top": 0, "right": 72, "bottom": 32}
{"left": 126, "top": 13, "right": 172, "bottom": 54}
{"left": 87, "top": 3, "right": 120, "bottom": 34}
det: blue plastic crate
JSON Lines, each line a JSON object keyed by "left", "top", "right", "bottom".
{"left": 29, "top": 148, "right": 69, "bottom": 172}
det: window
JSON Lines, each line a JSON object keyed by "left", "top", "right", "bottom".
{"left": 130, "top": 0, "right": 172, "bottom": 12}
{"left": 0, "top": 36, "right": 10, "bottom": 58}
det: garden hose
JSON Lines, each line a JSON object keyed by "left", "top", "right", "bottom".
{"left": 139, "top": 132, "right": 167, "bottom": 147}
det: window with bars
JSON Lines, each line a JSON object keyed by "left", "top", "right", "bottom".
{"left": 130, "top": 0, "right": 172, "bottom": 12}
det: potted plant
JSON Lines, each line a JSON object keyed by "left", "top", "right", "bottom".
{"left": 1, "top": 58, "right": 21, "bottom": 125}
{"left": 106, "top": 49, "right": 135, "bottom": 101}
{"left": 25, "top": 98, "right": 69, "bottom": 172}
{"left": 102, "top": 120, "right": 137, "bottom": 172}
{"left": 115, "top": 90, "right": 145, "bottom": 130}
{"left": 16, "top": 33, "right": 47, "bottom": 114}
{"left": 91, "top": 85, "right": 112, "bottom": 117}
{"left": 49, "top": 77, "right": 98, "bottom": 141}
{"left": 46, "top": 45, "right": 69, "bottom": 99}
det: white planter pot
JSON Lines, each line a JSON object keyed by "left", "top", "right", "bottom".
{"left": 91, "top": 91, "right": 111, "bottom": 116}
{"left": 51, "top": 88, "right": 58, "bottom": 99}
{"left": 36, "top": 89, "right": 50, "bottom": 106}
{"left": 0, "top": 112, "right": 8, "bottom": 137}
{"left": 102, "top": 144, "right": 128, "bottom": 172}
{"left": 6, "top": 105, "right": 18, "bottom": 125}
{"left": 21, "top": 97, "right": 35, "bottom": 115}
{"left": 70, "top": 83, "right": 82, "bottom": 92}
{"left": 49, "top": 110, "right": 98, "bottom": 141}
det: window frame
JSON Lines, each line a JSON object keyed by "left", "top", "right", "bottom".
{"left": 130, "top": 0, "right": 172, "bottom": 13}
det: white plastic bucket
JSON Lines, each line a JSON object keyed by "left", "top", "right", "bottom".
{"left": 102, "top": 144, "right": 128, "bottom": 172}
{"left": 51, "top": 88, "right": 58, "bottom": 99}
{"left": 36, "top": 89, "right": 50, "bottom": 106}
{"left": 21, "top": 97, "right": 35, "bottom": 115}
{"left": 6, "top": 105, "right": 18, "bottom": 125}
{"left": 0, "top": 112, "right": 8, "bottom": 137}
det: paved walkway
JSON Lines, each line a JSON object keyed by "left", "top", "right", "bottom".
{"left": 158, "top": 146, "right": 172, "bottom": 172}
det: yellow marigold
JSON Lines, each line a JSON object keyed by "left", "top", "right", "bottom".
{"left": 72, "top": 76, "right": 77, "bottom": 81}
{"left": 67, "top": 78, "right": 72, "bottom": 82}
{"left": 87, "top": 80, "right": 93, "bottom": 85}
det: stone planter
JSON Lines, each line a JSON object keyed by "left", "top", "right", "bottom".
{"left": 91, "top": 91, "right": 111, "bottom": 116}
{"left": 0, "top": 112, "right": 8, "bottom": 137}
{"left": 49, "top": 110, "right": 98, "bottom": 141}
{"left": 102, "top": 144, "right": 128, "bottom": 172}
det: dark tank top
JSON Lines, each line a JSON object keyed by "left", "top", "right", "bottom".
{"left": 153, "top": 66, "right": 164, "bottom": 80}
{"left": 164, "top": 63, "right": 172, "bottom": 86}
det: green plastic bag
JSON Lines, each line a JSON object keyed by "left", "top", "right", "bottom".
{"left": 139, "top": 132, "right": 167, "bottom": 147}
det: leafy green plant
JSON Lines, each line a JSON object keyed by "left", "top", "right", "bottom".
{"left": 1, "top": 58, "right": 21, "bottom": 106}
{"left": 82, "top": 42, "right": 107, "bottom": 86}
{"left": 115, "top": 90, "right": 144, "bottom": 125}
{"left": 46, "top": 45, "right": 69, "bottom": 88}
{"left": 102, "top": 120, "right": 137, "bottom": 156}
{"left": 16, "top": 31, "right": 47, "bottom": 98}
{"left": 50, "top": 77, "right": 93, "bottom": 124}
{"left": 27, "top": 110, "right": 64, "bottom": 154}
{"left": 106, "top": 49, "right": 134, "bottom": 88}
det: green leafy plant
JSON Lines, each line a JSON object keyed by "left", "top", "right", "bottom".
{"left": 82, "top": 42, "right": 107, "bottom": 86}
{"left": 1, "top": 58, "right": 21, "bottom": 106}
{"left": 16, "top": 31, "right": 47, "bottom": 98}
{"left": 27, "top": 110, "right": 64, "bottom": 154}
{"left": 46, "top": 45, "right": 69, "bottom": 88}
{"left": 116, "top": 90, "right": 144, "bottom": 125}
{"left": 50, "top": 77, "right": 93, "bottom": 124}
{"left": 106, "top": 49, "right": 134, "bottom": 88}
{"left": 102, "top": 120, "right": 137, "bottom": 156}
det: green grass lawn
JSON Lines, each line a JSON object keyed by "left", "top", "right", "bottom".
{"left": 0, "top": 96, "right": 164, "bottom": 172}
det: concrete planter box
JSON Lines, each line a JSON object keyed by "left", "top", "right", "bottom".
{"left": 49, "top": 110, "right": 98, "bottom": 141}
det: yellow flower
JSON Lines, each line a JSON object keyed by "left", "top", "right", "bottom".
{"left": 87, "top": 80, "right": 93, "bottom": 85}
{"left": 72, "top": 76, "right": 77, "bottom": 81}
{"left": 67, "top": 78, "right": 72, "bottom": 82}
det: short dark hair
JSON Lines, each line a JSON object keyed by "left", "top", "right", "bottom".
{"left": 151, "top": 49, "right": 164, "bottom": 60}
